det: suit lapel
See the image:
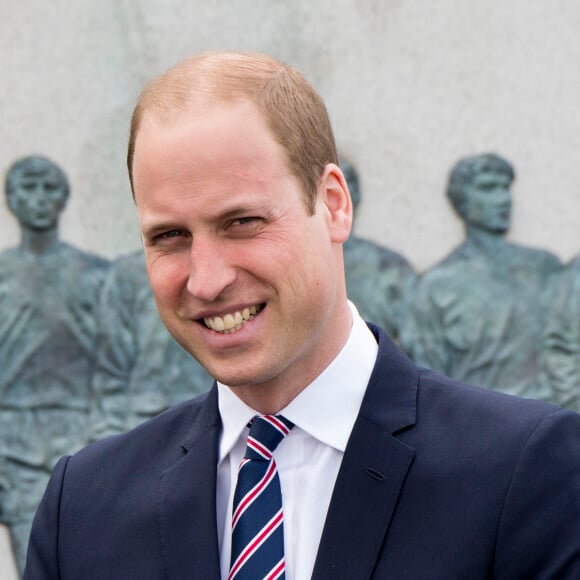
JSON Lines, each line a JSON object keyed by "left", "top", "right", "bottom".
{"left": 312, "top": 326, "right": 418, "bottom": 580}
{"left": 158, "top": 386, "right": 222, "bottom": 580}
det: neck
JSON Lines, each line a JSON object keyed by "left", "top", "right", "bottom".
{"left": 464, "top": 225, "right": 506, "bottom": 253}
{"left": 232, "top": 297, "right": 354, "bottom": 415}
{"left": 19, "top": 228, "right": 61, "bottom": 256}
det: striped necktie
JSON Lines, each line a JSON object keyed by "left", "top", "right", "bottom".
{"left": 229, "top": 414, "right": 294, "bottom": 580}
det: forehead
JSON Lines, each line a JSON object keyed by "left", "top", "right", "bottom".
{"left": 135, "top": 97, "right": 291, "bottom": 181}
{"left": 471, "top": 169, "right": 511, "bottom": 188}
{"left": 14, "top": 165, "right": 62, "bottom": 183}
{"left": 133, "top": 98, "right": 303, "bottom": 220}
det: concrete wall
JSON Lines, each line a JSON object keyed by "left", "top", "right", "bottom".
{"left": 2, "top": 1, "right": 580, "bottom": 576}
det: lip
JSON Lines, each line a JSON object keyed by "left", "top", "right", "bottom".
{"left": 194, "top": 302, "right": 265, "bottom": 321}
{"left": 191, "top": 301, "right": 267, "bottom": 332}
{"left": 195, "top": 304, "right": 266, "bottom": 350}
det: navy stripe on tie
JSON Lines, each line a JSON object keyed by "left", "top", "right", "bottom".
{"left": 229, "top": 415, "right": 294, "bottom": 580}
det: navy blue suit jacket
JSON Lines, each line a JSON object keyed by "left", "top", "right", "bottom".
{"left": 24, "top": 326, "right": 580, "bottom": 578}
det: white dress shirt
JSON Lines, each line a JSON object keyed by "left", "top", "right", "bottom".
{"left": 216, "top": 302, "right": 378, "bottom": 579}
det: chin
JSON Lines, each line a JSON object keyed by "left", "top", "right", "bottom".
{"left": 208, "top": 360, "right": 277, "bottom": 390}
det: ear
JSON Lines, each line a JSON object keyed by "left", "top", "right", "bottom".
{"left": 317, "top": 163, "right": 353, "bottom": 243}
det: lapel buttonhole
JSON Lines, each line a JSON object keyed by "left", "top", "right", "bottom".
{"left": 364, "top": 467, "right": 385, "bottom": 481}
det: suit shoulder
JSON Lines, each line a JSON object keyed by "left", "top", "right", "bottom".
{"left": 416, "top": 366, "right": 565, "bottom": 434}
{"left": 71, "top": 392, "right": 213, "bottom": 469}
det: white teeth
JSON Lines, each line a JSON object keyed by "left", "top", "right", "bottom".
{"left": 203, "top": 305, "right": 262, "bottom": 333}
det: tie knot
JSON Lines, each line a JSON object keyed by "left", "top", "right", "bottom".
{"left": 244, "top": 415, "right": 294, "bottom": 461}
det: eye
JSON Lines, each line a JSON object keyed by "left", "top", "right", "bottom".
{"left": 227, "top": 216, "right": 264, "bottom": 237}
{"left": 231, "top": 216, "right": 260, "bottom": 226}
{"left": 159, "top": 230, "right": 183, "bottom": 239}
{"left": 148, "top": 229, "right": 190, "bottom": 248}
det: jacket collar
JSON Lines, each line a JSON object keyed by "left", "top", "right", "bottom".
{"left": 159, "top": 385, "right": 222, "bottom": 579}
{"left": 312, "top": 325, "right": 418, "bottom": 579}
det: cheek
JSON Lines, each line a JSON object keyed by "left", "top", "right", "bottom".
{"left": 465, "top": 200, "right": 483, "bottom": 220}
{"left": 146, "top": 254, "right": 189, "bottom": 302}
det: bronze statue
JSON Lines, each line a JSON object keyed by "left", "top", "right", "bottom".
{"left": 540, "top": 256, "right": 580, "bottom": 410}
{"left": 91, "top": 250, "right": 212, "bottom": 439}
{"left": 341, "top": 158, "right": 415, "bottom": 342}
{"left": 404, "top": 153, "right": 562, "bottom": 400}
{"left": 0, "top": 156, "right": 110, "bottom": 573}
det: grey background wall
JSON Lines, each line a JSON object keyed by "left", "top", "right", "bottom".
{"left": 1, "top": 1, "right": 579, "bottom": 576}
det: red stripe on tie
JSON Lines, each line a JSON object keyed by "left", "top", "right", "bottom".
{"left": 247, "top": 436, "right": 272, "bottom": 460}
{"left": 265, "top": 557, "right": 285, "bottom": 580}
{"left": 264, "top": 415, "right": 291, "bottom": 436}
{"left": 232, "top": 460, "right": 277, "bottom": 529}
{"left": 229, "top": 509, "right": 284, "bottom": 580}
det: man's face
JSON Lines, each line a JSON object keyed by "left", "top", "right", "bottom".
{"left": 462, "top": 170, "right": 512, "bottom": 233}
{"left": 132, "top": 98, "right": 351, "bottom": 399}
{"left": 8, "top": 167, "right": 68, "bottom": 231}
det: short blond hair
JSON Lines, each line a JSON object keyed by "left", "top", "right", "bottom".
{"left": 127, "top": 51, "right": 338, "bottom": 213}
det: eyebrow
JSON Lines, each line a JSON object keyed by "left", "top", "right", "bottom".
{"left": 141, "top": 221, "right": 181, "bottom": 240}
{"left": 141, "top": 203, "right": 269, "bottom": 237}
{"left": 217, "top": 204, "right": 266, "bottom": 220}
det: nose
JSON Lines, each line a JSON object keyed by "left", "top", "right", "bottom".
{"left": 34, "top": 192, "right": 49, "bottom": 208}
{"left": 186, "top": 237, "right": 237, "bottom": 302}
{"left": 26, "top": 183, "right": 47, "bottom": 203}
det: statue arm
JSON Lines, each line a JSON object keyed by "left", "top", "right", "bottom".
{"left": 540, "top": 268, "right": 580, "bottom": 410}
{"left": 0, "top": 299, "right": 47, "bottom": 390}
{"left": 61, "top": 269, "right": 109, "bottom": 357}
{"left": 382, "top": 262, "right": 417, "bottom": 344}
{"left": 90, "top": 267, "right": 138, "bottom": 438}
{"left": 403, "top": 281, "right": 450, "bottom": 373}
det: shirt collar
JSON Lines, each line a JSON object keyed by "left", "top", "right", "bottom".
{"left": 217, "top": 302, "right": 378, "bottom": 463}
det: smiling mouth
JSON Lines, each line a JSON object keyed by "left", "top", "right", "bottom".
{"left": 202, "top": 304, "right": 263, "bottom": 333}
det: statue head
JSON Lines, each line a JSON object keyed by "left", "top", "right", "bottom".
{"left": 447, "top": 153, "right": 514, "bottom": 234}
{"left": 5, "top": 156, "right": 70, "bottom": 232}
{"left": 339, "top": 157, "right": 361, "bottom": 214}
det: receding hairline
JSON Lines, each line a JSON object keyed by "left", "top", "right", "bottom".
{"left": 132, "top": 52, "right": 293, "bottom": 128}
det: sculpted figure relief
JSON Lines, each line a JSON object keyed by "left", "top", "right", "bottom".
{"left": 404, "top": 153, "right": 562, "bottom": 400}
{"left": 541, "top": 257, "right": 580, "bottom": 411}
{"left": 0, "top": 156, "right": 110, "bottom": 574}
{"left": 91, "top": 250, "right": 212, "bottom": 439}
{"left": 341, "top": 159, "right": 415, "bottom": 343}
{"left": 24, "top": 54, "right": 580, "bottom": 580}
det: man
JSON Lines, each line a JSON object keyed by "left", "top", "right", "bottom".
{"left": 25, "top": 53, "right": 580, "bottom": 579}
{"left": 341, "top": 158, "right": 415, "bottom": 344}
{"left": 404, "top": 153, "right": 562, "bottom": 401}
{"left": 91, "top": 249, "right": 212, "bottom": 438}
{"left": 0, "top": 156, "right": 109, "bottom": 574}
